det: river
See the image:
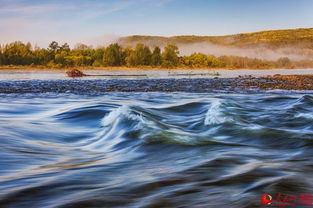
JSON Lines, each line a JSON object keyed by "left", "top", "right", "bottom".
{"left": 0, "top": 90, "right": 312, "bottom": 207}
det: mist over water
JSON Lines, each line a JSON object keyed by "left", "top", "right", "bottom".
{"left": 177, "top": 42, "right": 312, "bottom": 61}
{"left": 0, "top": 92, "right": 313, "bottom": 207}
{"left": 118, "top": 38, "right": 313, "bottom": 61}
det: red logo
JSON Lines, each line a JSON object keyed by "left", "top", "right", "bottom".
{"left": 261, "top": 193, "right": 313, "bottom": 206}
{"left": 261, "top": 194, "right": 273, "bottom": 206}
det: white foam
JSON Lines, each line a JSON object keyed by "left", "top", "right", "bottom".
{"left": 101, "top": 105, "right": 145, "bottom": 127}
{"left": 205, "top": 100, "right": 231, "bottom": 125}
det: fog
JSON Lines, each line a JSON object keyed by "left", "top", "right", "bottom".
{"left": 85, "top": 34, "right": 120, "bottom": 48}
{"left": 176, "top": 42, "right": 312, "bottom": 61}
{"left": 118, "top": 37, "right": 312, "bottom": 61}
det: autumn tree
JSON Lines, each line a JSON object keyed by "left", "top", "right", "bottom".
{"left": 188, "top": 53, "right": 209, "bottom": 68}
{"left": 277, "top": 57, "right": 293, "bottom": 68}
{"left": 207, "top": 55, "right": 223, "bottom": 68}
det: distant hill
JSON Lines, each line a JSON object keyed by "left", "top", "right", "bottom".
{"left": 118, "top": 28, "right": 313, "bottom": 60}
{"left": 119, "top": 28, "right": 313, "bottom": 48}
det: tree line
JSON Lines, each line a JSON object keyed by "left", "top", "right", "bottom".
{"left": 0, "top": 41, "right": 312, "bottom": 69}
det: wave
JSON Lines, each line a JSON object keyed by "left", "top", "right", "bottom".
{"left": 1, "top": 93, "right": 313, "bottom": 208}
{"left": 204, "top": 100, "right": 233, "bottom": 125}
{"left": 79, "top": 94, "right": 313, "bottom": 150}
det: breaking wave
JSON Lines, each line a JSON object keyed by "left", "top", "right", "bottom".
{"left": 0, "top": 92, "right": 313, "bottom": 207}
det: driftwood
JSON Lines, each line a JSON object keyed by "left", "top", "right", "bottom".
{"left": 66, "top": 69, "right": 86, "bottom": 78}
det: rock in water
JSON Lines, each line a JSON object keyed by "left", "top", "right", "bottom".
{"left": 66, "top": 69, "right": 86, "bottom": 78}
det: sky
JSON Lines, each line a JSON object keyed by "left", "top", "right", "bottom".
{"left": 0, "top": 0, "right": 313, "bottom": 47}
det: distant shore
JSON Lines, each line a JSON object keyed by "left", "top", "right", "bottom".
{"left": 1, "top": 66, "right": 313, "bottom": 81}
{"left": 1, "top": 65, "right": 313, "bottom": 71}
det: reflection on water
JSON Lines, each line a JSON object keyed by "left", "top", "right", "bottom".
{"left": 0, "top": 92, "right": 313, "bottom": 207}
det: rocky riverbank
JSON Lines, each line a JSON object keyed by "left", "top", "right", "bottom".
{"left": 244, "top": 74, "right": 313, "bottom": 90}
{"left": 0, "top": 74, "right": 312, "bottom": 94}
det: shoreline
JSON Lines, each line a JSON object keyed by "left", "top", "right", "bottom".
{"left": 1, "top": 68, "right": 313, "bottom": 80}
{"left": 1, "top": 65, "right": 313, "bottom": 71}
{"left": 1, "top": 67, "right": 313, "bottom": 91}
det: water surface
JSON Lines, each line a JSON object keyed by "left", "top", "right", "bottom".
{"left": 0, "top": 92, "right": 313, "bottom": 207}
{"left": 1, "top": 68, "right": 313, "bottom": 80}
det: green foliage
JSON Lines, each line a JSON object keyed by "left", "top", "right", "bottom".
{"left": 181, "top": 53, "right": 223, "bottom": 68}
{"left": 103, "top": 44, "right": 123, "bottom": 66}
{"left": 151, "top": 46, "right": 162, "bottom": 66}
{"left": 126, "top": 44, "right": 152, "bottom": 66}
{"left": 162, "top": 44, "right": 179, "bottom": 67}
{"left": 218, "top": 56, "right": 275, "bottom": 69}
{"left": 2, "top": 41, "right": 33, "bottom": 65}
{"left": 60, "top": 43, "right": 70, "bottom": 52}
{"left": 93, "top": 48, "right": 105, "bottom": 66}
{"left": 55, "top": 51, "right": 68, "bottom": 66}
{"left": 0, "top": 40, "right": 313, "bottom": 69}
{"left": 32, "top": 48, "right": 51, "bottom": 65}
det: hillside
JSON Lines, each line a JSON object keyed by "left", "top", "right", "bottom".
{"left": 118, "top": 28, "right": 313, "bottom": 60}
{"left": 119, "top": 28, "right": 313, "bottom": 48}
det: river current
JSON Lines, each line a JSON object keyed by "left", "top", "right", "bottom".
{"left": 0, "top": 91, "right": 313, "bottom": 207}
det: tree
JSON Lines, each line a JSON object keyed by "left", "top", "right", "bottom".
{"left": 188, "top": 53, "right": 209, "bottom": 68}
{"left": 121, "top": 46, "right": 133, "bottom": 66}
{"left": 151, "top": 46, "right": 162, "bottom": 66}
{"left": 207, "top": 55, "right": 222, "bottom": 68}
{"left": 60, "top": 43, "right": 70, "bottom": 52}
{"left": 48, "top": 41, "right": 59, "bottom": 52}
{"left": 162, "top": 44, "right": 179, "bottom": 67}
{"left": 74, "top": 43, "right": 91, "bottom": 50}
{"left": 55, "top": 51, "right": 68, "bottom": 66}
{"left": 1, "top": 40, "right": 312, "bottom": 69}
{"left": 92, "top": 47, "right": 105, "bottom": 66}
{"left": 103, "top": 43, "right": 123, "bottom": 66}
{"left": 47, "top": 41, "right": 60, "bottom": 63}
{"left": 32, "top": 48, "right": 51, "bottom": 65}
{"left": 277, "top": 57, "right": 293, "bottom": 68}
{"left": 126, "top": 43, "right": 152, "bottom": 66}
{"left": 2, "top": 41, "right": 33, "bottom": 65}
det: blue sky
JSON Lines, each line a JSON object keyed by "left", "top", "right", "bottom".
{"left": 0, "top": 0, "right": 313, "bottom": 46}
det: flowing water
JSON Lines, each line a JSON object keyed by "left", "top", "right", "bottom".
{"left": 0, "top": 92, "right": 313, "bottom": 208}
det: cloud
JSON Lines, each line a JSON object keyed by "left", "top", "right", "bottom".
{"left": 0, "top": 0, "right": 176, "bottom": 46}
{"left": 0, "top": 0, "right": 174, "bottom": 21}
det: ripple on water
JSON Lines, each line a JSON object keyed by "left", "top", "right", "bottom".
{"left": 0, "top": 92, "right": 312, "bottom": 208}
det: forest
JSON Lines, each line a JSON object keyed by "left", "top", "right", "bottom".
{"left": 0, "top": 41, "right": 313, "bottom": 69}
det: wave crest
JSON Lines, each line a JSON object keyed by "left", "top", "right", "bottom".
{"left": 204, "top": 100, "right": 233, "bottom": 125}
